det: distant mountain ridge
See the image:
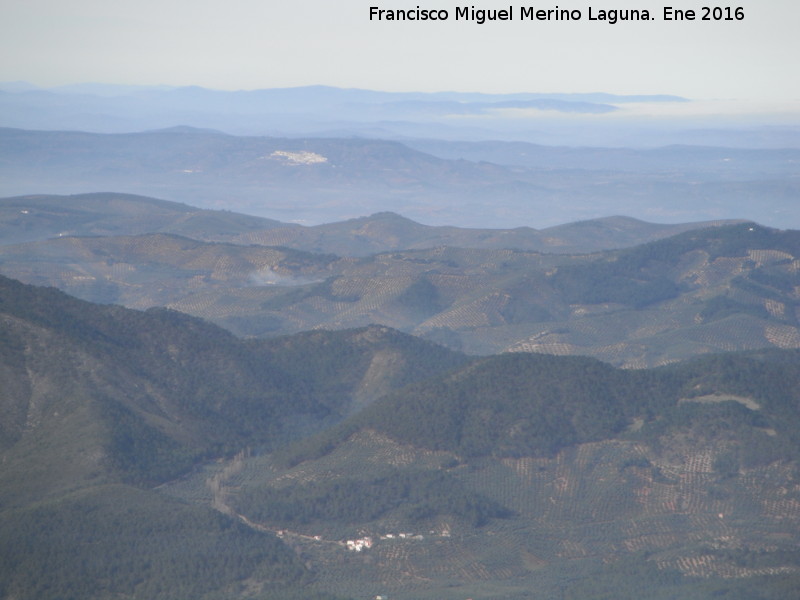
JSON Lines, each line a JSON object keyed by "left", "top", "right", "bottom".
{"left": 1, "top": 193, "right": 796, "bottom": 366}
{"left": 2, "top": 127, "right": 797, "bottom": 228}
{"left": 230, "top": 211, "right": 746, "bottom": 257}
{"left": 0, "top": 192, "right": 743, "bottom": 254}
{"left": 0, "top": 83, "right": 685, "bottom": 134}
{"left": 3, "top": 82, "right": 797, "bottom": 150}
{"left": 0, "top": 192, "right": 289, "bottom": 246}
{"left": 405, "top": 138, "right": 800, "bottom": 174}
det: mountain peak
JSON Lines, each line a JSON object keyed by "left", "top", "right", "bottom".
{"left": 366, "top": 211, "right": 416, "bottom": 222}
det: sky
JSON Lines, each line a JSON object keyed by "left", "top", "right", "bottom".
{"left": 1, "top": 0, "right": 799, "bottom": 102}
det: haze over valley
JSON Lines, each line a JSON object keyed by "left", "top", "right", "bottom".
{"left": 2, "top": 85, "right": 799, "bottom": 228}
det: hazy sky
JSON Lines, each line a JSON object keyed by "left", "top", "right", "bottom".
{"left": 1, "top": 0, "right": 798, "bottom": 101}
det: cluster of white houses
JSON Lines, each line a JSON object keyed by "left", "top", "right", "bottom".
{"left": 345, "top": 536, "right": 373, "bottom": 552}
{"left": 345, "top": 530, "right": 442, "bottom": 551}
{"left": 274, "top": 528, "right": 453, "bottom": 553}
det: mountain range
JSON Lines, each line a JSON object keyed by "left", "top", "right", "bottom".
{"left": 3, "top": 82, "right": 799, "bottom": 150}
{"left": 2, "top": 83, "right": 800, "bottom": 598}
{"left": 0, "top": 271, "right": 471, "bottom": 599}
{"left": 2, "top": 272, "right": 800, "bottom": 599}
{"left": 0, "top": 83, "right": 681, "bottom": 139}
{"left": 2, "top": 193, "right": 798, "bottom": 366}
{"left": 2, "top": 126, "right": 798, "bottom": 228}
{"left": 0, "top": 191, "right": 741, "bottom": 252}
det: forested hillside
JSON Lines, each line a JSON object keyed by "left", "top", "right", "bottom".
{"left": 0, "top": 275, "right": 465, "bottom": 600}
{"left": 228, "top": 349, "right": 800, "bottom": 599}
{"left": 2, "top": 273, "right": 800, "bottom": 598}
{"left": 281, "top": 348, "right": 800, "bottom": 468}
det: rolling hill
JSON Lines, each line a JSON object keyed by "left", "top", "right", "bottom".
{"left": 3, "top": 199, "right": 799, "bottom": 366}
{"left": 0, "top": 192, "right": 741, "bottom": 254}
{"left": 0, "top": 192, "right": 288, "bottom": 246}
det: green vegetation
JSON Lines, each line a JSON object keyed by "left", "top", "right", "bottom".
{"left": 551, "top": 262, "right": 681, "bottom": 308}
{"left": 0, "top": 274, "right": 472, "bottom": 599}
{"left": 0, "top": 485, "right": 321, "bottom": 600}
{"left": 562, "top": 554, "right": 800, "bottom": 600}
{"left": 256, "top": 325, "right": 467, "bottom": 413}
{"left": 100, "top": 400, "right": 198, "bottom": 485}
{"left": 635, "top": 400, "right": 797, "bottom": 468}
{"left": 4, "top": 263, "right": 800, "bottom": 600}
{"left": 699, "top": 294, "right": 771, "bottom": 323}
{"left": 345, "top": 353, "right": 674, "bottom": 459}
{"left": 0, "top": 274, "right": 467, "bottom": 486}
{"left": 549, "top": 223, "right": 798, "bottom": 309}
{"left": 235, "top": 469, "right": 511, "bottom": 528}
{"left": 393, "top": 276, "right": 442, "bottom": 317}
{"left": 279, "top": 346, "right": 800, "bottom": 483}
